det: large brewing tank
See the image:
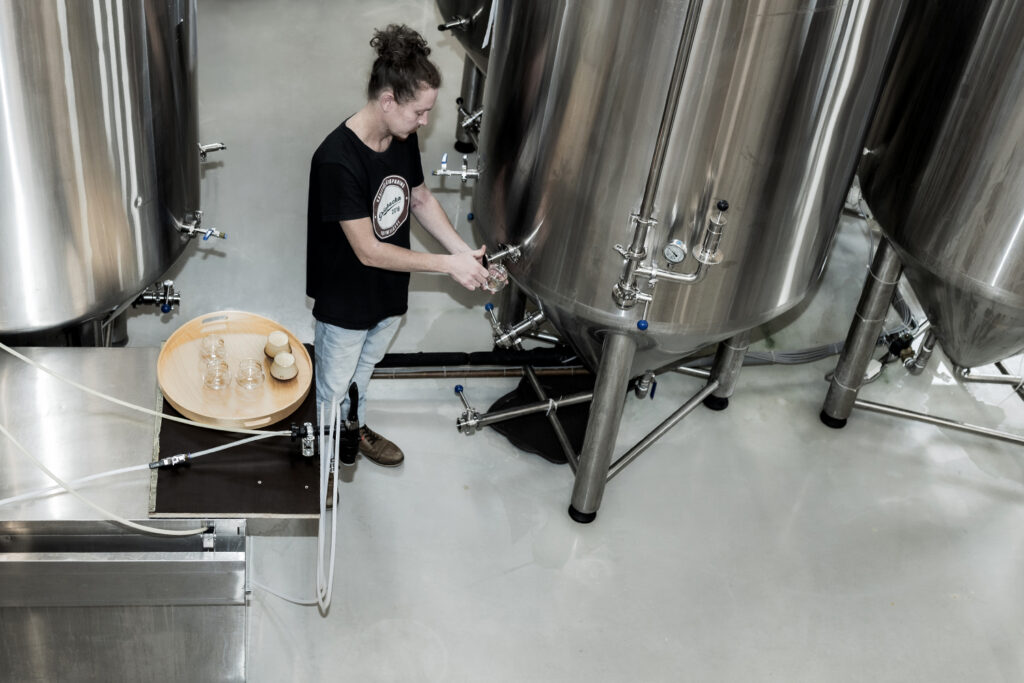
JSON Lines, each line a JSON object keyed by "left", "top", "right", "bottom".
{"left": 474, "top": 0, "right": 906, "bottom": 373}
{"left": 0, "top": 0, "right": 199, "bottom": 335}
{"left": 858, "top": 1, "right": 1024, "bottom": 369}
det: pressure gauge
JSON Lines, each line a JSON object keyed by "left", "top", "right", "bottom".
{"left": 663, "top": 239, "right": 687, "bottom": 264}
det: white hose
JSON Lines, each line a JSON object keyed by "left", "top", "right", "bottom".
{"left": 0, "top": 422, "right": 206, "bottom": 537}
{"left": 0, "top": 463, "right": 149, "bottom": 508}
{"left": 0, "top": 341, "right": 289, "bottom": 535}
{"left": 0, "top": 432, "right": 281, "bottom": 509}
{"left": 249, "top": 580, "right": 319, "bottom": 606}
{"left": 314, "top": 399, "right": 342, "bottom": 612}
{"left": 0, "top": 341, "right": 288, "bottom": 437}
{"left": 250, "top": 401, "right": 343, "bottom": 610}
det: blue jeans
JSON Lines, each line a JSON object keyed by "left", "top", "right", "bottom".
{"left": 314, "top": 316, "right": 400, "bottom": 426}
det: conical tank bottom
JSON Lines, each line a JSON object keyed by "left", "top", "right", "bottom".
{"left": 543, "top": 304, "right": 728, "bottom": 377}
{"left": 902, "top": 264, "right": 1024, "bottom": 369}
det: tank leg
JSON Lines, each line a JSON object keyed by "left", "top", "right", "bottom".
{"left": 703, "top": 331, "right": 751, "bottom": 411}
{"left": 454, "top": 57, "right": 483, "bottom": 154}
{"left": 821, "top": 237, "right": 904, "bottom": 428}
{"left": 569, "top": 333, "right": 636, "bottom": 523}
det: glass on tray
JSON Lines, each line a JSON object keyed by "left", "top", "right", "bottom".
{"left": 202, "top": 359, "right": 230, "bottom": 390}
{"left": 236, "top": 358, "right": 265, "bottom": 391}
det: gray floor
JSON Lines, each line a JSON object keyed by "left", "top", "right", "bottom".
{"left": 124, "top": 2, "right": 1024, "bottom": 681}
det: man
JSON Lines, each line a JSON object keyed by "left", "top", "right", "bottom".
{"left": 306, "top": 24, "right": 489, "bottom": 466}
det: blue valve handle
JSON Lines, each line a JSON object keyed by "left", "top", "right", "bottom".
{"left": 650, "top": 379, "right": 657, "bottom": 400}
{"left": 637, "top": 319, "right": 649, "bottom": 331}
{"left": 161, "top": 304, "right": 172, "bottom": 313}
{"left": 455, "top": 384, "right": 464, "bottom": 394}
{"left": 484, "top": 302, "right": 494, "bottom": 312}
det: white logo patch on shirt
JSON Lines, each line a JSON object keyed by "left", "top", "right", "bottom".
{"left": 372, "top": 175, "right": 410, "bottom": 239}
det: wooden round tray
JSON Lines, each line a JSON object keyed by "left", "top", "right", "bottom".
{"left": 157, "top": 311, "right": 312, "bottom": 429}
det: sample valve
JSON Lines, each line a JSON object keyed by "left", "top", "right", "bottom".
{"left": 438, "top": 15, "right": 472, "bottom": 31}
{"left": 454, "top": 384, "right": 481, "bottom": 434}
{"left": 133, "top": 280, "right": 180, "bottom": 313}
{"left": 179, "top": 210, "right": 226, "bottom": 241}
{"left": 198, "top": 142, "right": 227, "bottom": 161}
{"left": 433, "top": 152, "right": 480, "bottom": 183}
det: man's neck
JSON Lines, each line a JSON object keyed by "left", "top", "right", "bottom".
{"left": 347, "top": 104, "right": 392, "bottom": 152}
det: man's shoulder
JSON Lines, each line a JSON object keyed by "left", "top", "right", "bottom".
{"left": 313, "top": 121, "right": 359, "bottom": 165}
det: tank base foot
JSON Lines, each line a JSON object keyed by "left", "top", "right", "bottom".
{"left": 703, "top": 395, "right": 729, "bottom": 411}
{"left": 819, "top": 411, "right": 848, "bottom": 429}
{"left": 568, "top": 505, "right": 596, "bottom": 524}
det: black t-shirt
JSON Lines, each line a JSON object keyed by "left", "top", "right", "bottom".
{"left": 306, "top": 120, "right": 425, "bottom": 329}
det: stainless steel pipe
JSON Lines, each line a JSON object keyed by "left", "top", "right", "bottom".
{"left": 614, "top": 0, "right": 705, "bottom": 309}
{"left": 905, "top": 329, "right": 936, "bottom": 376}
{"left": 854, "top": 399, "right": 1024, "bottom": 448}
{"left": 523, "top": 367, "right": 579, "bottom": 471}
{"left": 458, "top": 392, "right": 593, "bottom": 431}
{"left": 607, "top": 380, "right": 720, "bottom": 481}
{"left": 821, "top": 238, "right": 904, "bottom": 427}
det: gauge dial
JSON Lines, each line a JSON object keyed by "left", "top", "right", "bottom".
{"left": 663, "top": 240, "right": 687, "bottom": 264}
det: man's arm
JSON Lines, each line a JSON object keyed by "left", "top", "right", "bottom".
{"left": 340, "top": 216, "right": 489, "bottom": 290}
{"left": 410, "top": 183, "right": 483, "bottom": 259}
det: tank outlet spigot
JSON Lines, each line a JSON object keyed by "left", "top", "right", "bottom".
{"left": 905, "top": 329, "right": 936, "bottom": 376}
{"left": 486, "top": 304, "right": 547, "bottom": 349}
{"left": 634, "top": 371, "right": 657, "bottom": 399}
{"left": 179, "top": 210, "right": 226, "bottom": 241}
{"left": 454, "top": 384, "right": 481, "bottom": 434}
{"left": 433, "top": 152, "right": 480, "bottom": 183}
{"left": 438, "top": 15, "right": 472, "bottom": 31}
{"left": 198, "top": 142, "right": 226, "bottom": 161}
{"left": 460, "top": 107, "right": 484, "bottom": 131}
{"left": 487, "top": 243, "right": 522, "bottom": 265}
{"left": 134, "top": 279, "right": 180, "bottom": 313}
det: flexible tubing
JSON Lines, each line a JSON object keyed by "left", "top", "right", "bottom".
{"left": 250, "top": 579, "right": 319, "bottom": 606}
{"left": 0, "top": 432, "right": 281, "bottom": 508}
{"left": 247, "top": 536, "right": 320, "bottom": 605}
{"left": 0, "top": 422, "right": 206, "bottom": 536}
{"left": 0, "top": 463, "right": 149, "bottom": 508}
{"left": 0, "top": 341, "right": 289, "bottom": 437}
{"left": 315, "top": 400, "right": 342, "bottom": 612}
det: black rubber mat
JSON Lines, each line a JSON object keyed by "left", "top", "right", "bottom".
{"left": 151, "top": 345, "right": 320, "bottom": 517}
{"left": 486, "top": 373, "right": 596, "bottom": 465}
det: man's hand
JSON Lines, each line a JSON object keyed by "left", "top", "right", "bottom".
{"left": 447, "top": 246, "right": 490, "bottom": 290}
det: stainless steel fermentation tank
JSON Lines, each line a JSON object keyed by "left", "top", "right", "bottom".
{"left": 822, "top": 0, "right": 1024, "bottom": 429}
{"left": 436, "top": 0, "right": 492, "bottom": 153}
{"left": 476, "top": 0, "right": 905, "bottom": 375}
{"left": 472, "top": 0, "right": 906, "bottom": 520}
{"left": 858, "top": 0, "right": 1024, "bottom": 369}
{"left": 0, "top": 0, "right": 201, "bottom": 337}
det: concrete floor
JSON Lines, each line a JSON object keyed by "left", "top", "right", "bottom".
{"left": 120, "top": 1, "right": 1024, "bottom": 681}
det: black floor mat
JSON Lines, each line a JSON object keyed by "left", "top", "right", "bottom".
{"left": 486, "top": 373, "right": 596, "bottom": 465}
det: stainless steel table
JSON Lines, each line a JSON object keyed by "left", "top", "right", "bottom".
{"left": 0, "top": 346, "right": 161, "bottom": 521}
{"left": 0, "top": 347, "right": 248, "bottom": 683}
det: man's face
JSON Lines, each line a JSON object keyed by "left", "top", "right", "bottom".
{"left": 384, "top": 86, "right": 438, "bottom": 140}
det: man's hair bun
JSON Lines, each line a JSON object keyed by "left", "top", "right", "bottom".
{"left": 371, "top": 24, "right": 431, "bottom": 62}
{"left": 367, "top": 24, "right": 441, "bottom": 104}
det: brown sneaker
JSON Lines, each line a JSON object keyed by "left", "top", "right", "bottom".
{"left": 359, "top": 425, "right": 404, "bottom": 467}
